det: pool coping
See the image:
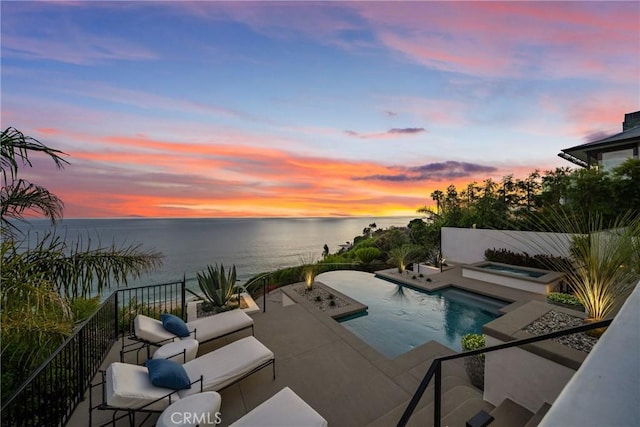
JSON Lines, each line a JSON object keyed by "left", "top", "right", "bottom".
{"left": 482, "top": 300, "right": 590, "bottom": 370}
{"left": 464, "top": 261, "right": 564, "bottom": 284}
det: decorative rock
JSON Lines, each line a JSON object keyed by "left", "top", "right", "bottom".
{"left": 523, "top": 310, "right": 598, "bottom": 353}
{"left": 293, "top": 285, "right": 350, "bottom": 311}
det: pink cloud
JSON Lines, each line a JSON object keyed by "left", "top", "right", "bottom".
{"left": 352, "top": 2, "right": 639, "bottom": 82}
{"left": 17, "top": 127, "right": 543, "bottom": 218}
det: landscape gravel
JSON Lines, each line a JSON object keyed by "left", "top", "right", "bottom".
{"left": 524, "top": 310, "right": 598, "bottom": 353}
{"left": 293, "top": 284, "right": 350, "bottom": 311}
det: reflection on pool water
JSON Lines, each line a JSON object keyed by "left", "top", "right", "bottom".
{"left": 317, "top": 271, "right": 508, "bottom": 358}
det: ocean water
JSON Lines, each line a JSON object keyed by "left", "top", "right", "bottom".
{"left": 17, "top": 216, "right": 414, "bottom": 293}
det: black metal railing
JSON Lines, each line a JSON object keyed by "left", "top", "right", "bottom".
{"left": 117, "top": 278, "right": 186, "bottom": 343}
{"left": 1, "top": 279, "right": 186, "bottom": 427}
{"left": 396, "top": 318, "right": 613, "bottom": 427}
{"left": 1, "top": 293, "right": 117, "bottom": 426}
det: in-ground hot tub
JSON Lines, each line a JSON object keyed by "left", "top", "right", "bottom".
{"left": 462, "top": 261, "right": 563, "bottom": 294}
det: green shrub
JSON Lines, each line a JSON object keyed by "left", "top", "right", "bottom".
{"left": 546, "top": 292, "right": 584, "bottom": 308}
{"left": 484, "top": 248, "right": 572, "bottom": 272}
{"left": 461, "top": 333, "right": 485, "bottom": 359}
{"left": 354, "top": 247, "right": 381, "bottom": 264}
{"left": 70, "top": 296, "right": 101, "bottom": 323}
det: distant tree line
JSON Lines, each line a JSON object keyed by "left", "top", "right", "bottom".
{"left": 417, "top": 159, "right": 640, "bottom": 231}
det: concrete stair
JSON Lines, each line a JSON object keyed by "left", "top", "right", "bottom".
{"left": 487, "top": 398, "right": 533, "bottom": 427}
{"left": 366, "top": 376, "right": 481, "bottom": 426}
{"left": 441, "top": 397, "right": 495, "bottom": 426}
{"left": 524, "top": 402, "right": 552, "bottom": 427}
{"left": 462, "top": 398, "right": 548, "bottom": 427}
{"left": 370, "top": 374, "right": 550, "bottom": 427}
{"left": 367, "top": 377, "right": 494, "bottom": 427}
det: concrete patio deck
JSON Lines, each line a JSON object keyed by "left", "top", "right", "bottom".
{"left": 67, "top": 266, "right": 548, "bottom": 426}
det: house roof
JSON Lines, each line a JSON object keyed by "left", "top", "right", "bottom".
{"left": 558, "top": 125, "right": 640, "bottom": 166}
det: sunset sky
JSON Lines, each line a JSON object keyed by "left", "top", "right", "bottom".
{"left": 2, "top": 1, "right": 638, "bottom": 218}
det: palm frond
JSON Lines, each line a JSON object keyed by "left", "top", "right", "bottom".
{"left": 1, "top": 127, "right": 68, "bottom": 184}
{"left": 1, "top": 179, "right": 65, "bottom": 236}
{"left": 2, "top": 233, "right": 164, "bottom": 299}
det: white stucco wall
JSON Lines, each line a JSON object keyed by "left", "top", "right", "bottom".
{"left": 441, "top": 227, "right": 576, "bottom": 264}
{"left": 461, "top": 268, "right": 555, "bottom": 294}
{"left": 484, "top": 336, "right": 576, "bottom": 412}
{"left": 539, "top": 282, "right": 640, "bottom": 426}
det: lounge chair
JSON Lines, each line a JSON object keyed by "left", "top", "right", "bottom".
{"left": 122, "top": 310, "right": 254, "bottom": 362}
{"left": 91, "top": 336, "right": 274, "bottom": 426}
{"left": 156, "top": 387, "right": 327, "bottom": 427}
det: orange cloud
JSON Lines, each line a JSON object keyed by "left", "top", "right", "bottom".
{"left": 21, "top": 128, "right": 532, "bottom": 219}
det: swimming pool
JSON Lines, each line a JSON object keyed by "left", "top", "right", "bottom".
{"left": 317, "top": 271, "right": 508, "bottom": 358}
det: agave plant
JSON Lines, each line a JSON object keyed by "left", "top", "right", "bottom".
{"left": 196, "top": 264, "right": 237, "bottom": 308}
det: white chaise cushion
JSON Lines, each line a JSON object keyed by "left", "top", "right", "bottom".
{"left": 134, "top": 314, "right": 180, "bottom": 344}
{"left": 229, "top": 387, "right": 328, "bottom": 427}
{"left": 186, "top": 310, "right": 253, "bottom": 342}
{"left": 153, "top": 339, "right": 199, "bottom": 363}
{"left": 156, "top": 391, "right": 222, "bottom": 427}
{"left": 106, "top": 362, "right": 180, "bottom": 411}
{"left": 134, "top": 310, "right": 253, "bottom": 345}
{"left": 179, "top": 336, "right": 274, "bottom": 398}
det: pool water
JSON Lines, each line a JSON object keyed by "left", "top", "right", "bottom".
{"left": 480, "top": 263, "right": 545, "bottom": 278}
{"left": 317, "top": 271, "right": 508, "bottom": 358}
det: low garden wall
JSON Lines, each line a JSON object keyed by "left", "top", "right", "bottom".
{"left": 441, "top": 227, "right": 575, "bottom": 264}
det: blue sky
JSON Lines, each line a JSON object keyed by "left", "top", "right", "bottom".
{"left": 2, "top": 1, "right": 638, "bottom": 217}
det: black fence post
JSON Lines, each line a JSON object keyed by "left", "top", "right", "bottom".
{"left": 114, "top": 291, "right": 120, "bottom": 341}
{"left": 181, "top": 274, "right": 186, "bottom": 320}
{"left": 78, "top": 327, "right": 85, "bottom": 402}
{"left": 434, "top": 361, "right": 442, "bottom": 427}
{"left": 262, "top": 276, "right": 267, "bottom": 313}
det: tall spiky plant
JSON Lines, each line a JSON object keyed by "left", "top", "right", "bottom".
{"left": 196, "top": 264, "right": 237, "bottom": 307}
{"left": 523, "top": 208, "right": 640, "bottom": 321}
{"left": 299, "top": 253, "right": 319, "bottom": 291}
{"left": 388, "top": 244, "right": 419, "bottom": 273}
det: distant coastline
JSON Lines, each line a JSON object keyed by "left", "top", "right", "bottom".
{"left": 16, "top": 216, "right": 417, "bottom": 291}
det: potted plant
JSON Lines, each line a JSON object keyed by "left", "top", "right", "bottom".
{"left": 461, "top": 333, "right": 485, "bottom": 390}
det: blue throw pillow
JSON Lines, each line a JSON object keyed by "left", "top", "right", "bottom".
{"left": 146, "top": 358, "right": 192, "bottom": 390}
{"left": 160, "top": 313, "right": 190, "bottom": 337}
